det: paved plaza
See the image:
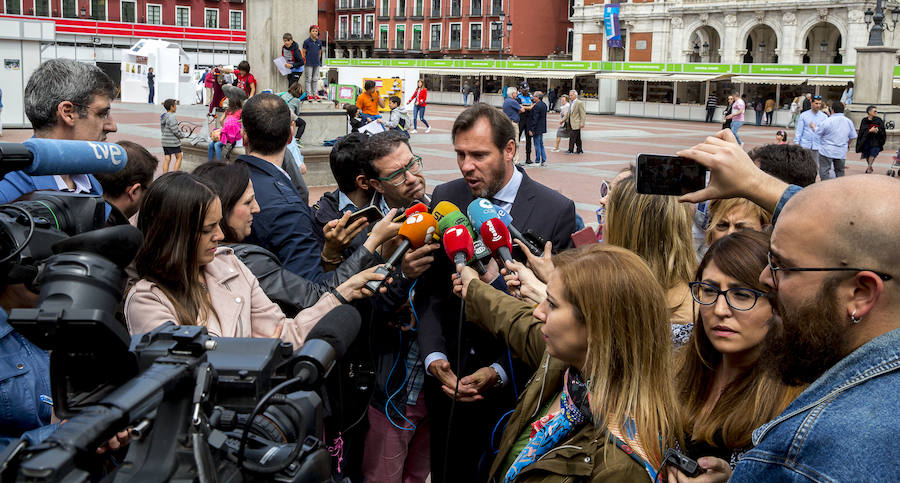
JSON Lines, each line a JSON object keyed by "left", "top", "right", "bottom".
{"left": 2, "top": 102, "right": 888, "bottom": 222}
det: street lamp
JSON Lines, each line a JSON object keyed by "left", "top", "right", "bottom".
{"left": 758, "top": 41, "right": 766, "bottom": 52}
{"left": 865, "top": 0, "right": 900, "bottom": 46}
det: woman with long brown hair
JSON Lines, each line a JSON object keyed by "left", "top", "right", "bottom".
{"left": 125, "top": 172, "right": 386, "bottom": 346}
{"left": 676, "top": 230, "right": 803, "bottom": 472}
{"left": 455, "top": 244, "right": 682, "bottom": 481}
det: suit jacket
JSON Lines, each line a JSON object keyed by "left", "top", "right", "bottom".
{"left": 415, "top": 167, "right": 577, "bottom": 380}
{"left": 565, "top": 99, "right": 587, "bottom": 130}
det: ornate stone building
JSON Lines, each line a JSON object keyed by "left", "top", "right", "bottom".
{"left": 572, "top": 0, "right": 889, "bottom": 66}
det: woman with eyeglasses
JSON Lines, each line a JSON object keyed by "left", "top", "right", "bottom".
{"left": 671, "top": 230, "right": 804, "bottom": 479}
{"left": 856, "top": 105, "right": 886, "bottom": 174}
{"left": 125, "top": 172, "right": 391, "bottom": 344}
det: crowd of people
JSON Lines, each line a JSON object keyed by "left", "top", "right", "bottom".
{"left": 1, "top": 56, "right": 899, "bottom": 483}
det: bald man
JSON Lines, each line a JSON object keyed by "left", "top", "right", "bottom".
{"left": 672, "top": 130, "right": 900, "bottom": 482}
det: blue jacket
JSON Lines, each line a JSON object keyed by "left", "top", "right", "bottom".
{"left": 731, "top": 183, "right": 900, "bottom": 482}
{"left": 527, "top": 100, "right": 548, "bottom": 136}
{"left": 503, "top": 97, "right": 522, "bottom": 124}
{"left": 0, "top": 309, "right": 59, "bottom": 450}
{"left": 0, "top": 171, "right": 111, "bottom": 220}
{"left": 237, "top": 154, "right": 328, "bottom": 284}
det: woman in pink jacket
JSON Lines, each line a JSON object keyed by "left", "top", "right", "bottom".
{"left": 406, "top": 79, "right": 431, "bottom": 134}
{"left": 124, "top": 172, "right": 388, "bottom": 348}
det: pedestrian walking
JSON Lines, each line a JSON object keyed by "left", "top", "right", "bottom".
{"left": 160, "top": 99, "right": 185, "bottom": 172}
{"left": 565, "top": 90, "right": 586, "bottom": 154}
{"left": 407, "top": 79, "right": 431, "bottom": 133}
{"left": 788, "top": 96, "right": 801, "bottom": 128}
{"left": 548, "top": 87, "right": 558, "bottom": 112}
{"left": 753, "top": 96, "right": 764, "bottom": 126}
{"left": 725, "top": 90, "right": 745, "bottom": 144}
{"left": 553, "top": 94, "right": 570, "bottom": 152}
{"left": 147, "top": 67, "right": 155, "bottom": 104}
{"left": 816, "top": 101, "right": 856, "bottom": 179}
{"left": 302, "top": 26, "right": 323, "bottom": 99}
{"left": 722, "top": 95, "right": 734, "bottom": 130}
{"left": 856, "top": 105, "right": 886, "bottom": 174}
{"left": 794, "top": 95, "right": 827, "bottom": 169}
{"left": 472, "top": 80, "right": 481, "bottom": 103}
{"left": 705, "top": 92, "right": 718, "bottom": 123}
{"left": 461, "top": 81, "right": 470, "bottom": 106}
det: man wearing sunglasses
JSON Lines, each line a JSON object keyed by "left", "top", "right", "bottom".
{"left": 793, "top": 94, "right": 827, "bottom": 172}
{"left": 677, "top": 129, "right": 900, "bottom": 482}
{"left": 0, "top": 59, "right": 118, "bottom": 203}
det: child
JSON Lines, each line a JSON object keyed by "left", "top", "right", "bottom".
{"left": 281, "top": 33, "right": 305, "bottom": 88}
{"left": 775, "top": 130, "right": 787, "bottom": 144}
{"left": 345, "top": 105, "right": 364, "bottom": 133}
{"left": 381, "top": 96, "right": 408, "bottom": 137}
{"left": 160, "top": 99, "right": 185, "bottom": 172}
{"left": 208, "top": 86, "right": 245, "bottom": 161}
{"left": 234, "top": 60, "right": 256, "bottom": 97}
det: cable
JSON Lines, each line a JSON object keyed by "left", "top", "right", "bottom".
{"left": 384, "top": 330, "right": 416, "bottom": 431}
{"left": 236, "top": 376, "right": 302, "bottom": 469}
{"left": 407, "top": 279, "right": 419, "bottom": 331}
{"left": 0, "top": 205, "right": 35, "bottom": 265}
{"left": 490, "top": 409, "right": 515, "bottom": 454}
{"left": 506, "top": 346, "right": 518, "bottom": 400}
{"left": 442, "top": 297, "right": 465, "bottom": 483}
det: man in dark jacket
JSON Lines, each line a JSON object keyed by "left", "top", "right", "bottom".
{"left": 281, "top": 33, "right": 304, "bottom": 88}
{"left": 527, "top": 91, "right": 549, "bottom": 166}
{"left": 415, "top": 103, "right": 577, "bottom": 482}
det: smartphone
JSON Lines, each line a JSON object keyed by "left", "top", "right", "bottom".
{"left": 663, "top": 448, "right": 702, "bottom": 477}
{"left": 347, "top": 205, "right": 384, "bottom": 224}
{"left": 635, "top": 154, "right": 708, "bottom": 196}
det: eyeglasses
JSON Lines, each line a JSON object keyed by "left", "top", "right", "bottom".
{"left": 689, "top": 281, "right": 768, "bottom": 311}
{"left": 599, "top": 180, "right": 610, "bottom": 199}
{"left": 378, "top": 155, "right": 423, "bottom": 187}
{"left": 767, "top": 251, "right": 893, "bottom": 289}
{"left": 71, "top": 102, "right": 112, "bottom": 120}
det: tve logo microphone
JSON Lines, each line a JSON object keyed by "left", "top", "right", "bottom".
{"left": 88, "top": 142, "right": 125, "bottom": 165}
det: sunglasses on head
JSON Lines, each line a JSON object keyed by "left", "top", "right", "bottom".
{"left": 813, "top": 95, "right": 823, "bottom": 100}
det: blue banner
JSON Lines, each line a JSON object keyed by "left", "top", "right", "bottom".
{"left": 604, "top": 4, "right": 622, "bottom": 48}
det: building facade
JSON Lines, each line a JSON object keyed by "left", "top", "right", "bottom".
{"left": 1, "top": 0, "right": 246, "bottom": 72}
{"left": 573, "top": 0, "right": 890, "bottom": 66}
{"left": 333, "top": 0, "right": 574, "bottom": 59}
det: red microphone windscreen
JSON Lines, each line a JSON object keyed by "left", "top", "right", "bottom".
{"left": 398, "top": 212, "right": 438, "bottom": 249}
{"left": 442, "top": 225, "right": 475, "bottom": 261}
{"left": 479, "top": 217, "right": 513, "bottom": 254}
{"left": 404, "top": 202, "right": 428, "bottom": 217}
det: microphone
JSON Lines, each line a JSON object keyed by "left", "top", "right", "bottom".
{"left": 479, "top": 217, "right": 514, "bottom": 266}
{"left": 0, "top": 138, "right": 128, "bottom": 176}
{"left": 292, "top": 304, "right": 362, "bottom": 389}
{"left": 442, "top": 225, "right": 475, "bottom": 268}
{"left": 393, "top": 201, "right": 428, "bottom": 222}
{"left": 433, "top": 201, "right": 490, "bottom": 273}
{"left": 364, "top": 211, "right": 437, "bottom": 293}
{"left": 466, "top": 198, "right": 542, "bottom": 257}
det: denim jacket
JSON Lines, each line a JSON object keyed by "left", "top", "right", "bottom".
{"left": 731, "top": 327, "right": 900, "bottom": 482}
{"left": 732, "top": 183, "right": 900, "bottom": 481}
{"left": 0, "top": 309, "right": 58, "bottom": 449}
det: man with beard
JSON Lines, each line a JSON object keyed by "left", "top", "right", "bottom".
{"left": 415, "top": 103, "right": 577, "bottom": 481}
{"left": 675, "top": 129, "right": 900, "bottom": 482}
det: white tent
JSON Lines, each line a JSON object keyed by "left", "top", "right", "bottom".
{"left": 120, "top": 39, "right": 195, "bottom": 105}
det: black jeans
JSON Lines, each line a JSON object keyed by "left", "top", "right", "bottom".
{"left": 568, "top": 129, "right": 583, "bottom": 153}
{"left": 519, "top": 117, "right": 532, "bottom": 161}
{"left": 706, "top": 107, "right": 716, "bottom": 123}
{"left": 287, "top": 72, "right": 302, "bottom": 88}
{"left": 765, "top": 111, "right": 773, "bottom": 126}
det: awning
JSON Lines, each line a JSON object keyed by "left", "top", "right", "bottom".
{"left": 596, "top": 72, "right": 671, "bottom": 82}
{"left": 421, "top": 69, "right": 465, "bottom": 76}
{"left": 730, "top": 75, "right": 807, "bottom": 85}
{"left": 666, "top": 73, "right": 732, "bottom": 83}
{"left": 806, "top": 76, "right": 853, "bottom": 86}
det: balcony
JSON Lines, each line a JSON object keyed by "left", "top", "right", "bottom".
{"left": 337, "top": 0, "right": 376, "bottom": 10}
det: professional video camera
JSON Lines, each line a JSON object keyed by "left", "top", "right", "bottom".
{"left": 0, "top": 140, "right": 358, "bottom": 482}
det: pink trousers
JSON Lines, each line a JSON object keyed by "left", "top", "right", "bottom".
{"left": 362, "top": 393, "right": 430, "bottom": 482}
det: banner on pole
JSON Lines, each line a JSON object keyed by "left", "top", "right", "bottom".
{"left": 604, "top": 4, "right": 622, "bottom": 49}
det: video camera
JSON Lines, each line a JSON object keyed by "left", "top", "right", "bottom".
{"left": 0, "top": 140, "right": 354, "bottom": 482}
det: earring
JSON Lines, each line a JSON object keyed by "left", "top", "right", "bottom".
{"left": 850, "top": 310, "right": 861, "bottom": 324}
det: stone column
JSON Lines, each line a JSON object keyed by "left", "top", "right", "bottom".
{"left": 780, "top": 11, "right": 799, "bottom": 63}
{"left": 848, "top": 45, "right": 900, "bottom": 151}
{"left": 845, "top": 8, "right": 868, "bottom": 66}
{"left": 721, "top": 14, "right": 740, "bottom": 63}
{"left": 670, "top": 16, "right": 684, "bottom": 63}
{"left": 246, "top": 0, "right": 318, "bottom": 93}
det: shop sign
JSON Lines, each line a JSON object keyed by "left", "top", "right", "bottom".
{"left": 622, "top": 62, "right": 665, "bottom": 72}
{"left": 751, "top": 65, "right": 805, "bottom": 75}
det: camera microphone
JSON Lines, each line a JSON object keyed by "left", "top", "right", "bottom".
{"left": 467, "top": 198, "right": 542, "bottom": 257}
{"left": 479, "top": 217, "right": 514, "bottom": 266}
{"left": 0, "top": 138, "right": 128, "bottom": 176}
{"left": 292, "top": 304, "right": 362, "bottom": 389}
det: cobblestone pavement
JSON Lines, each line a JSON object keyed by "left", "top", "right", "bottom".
{"left": 2, "top": 101, "right": 887, "bottom": 222}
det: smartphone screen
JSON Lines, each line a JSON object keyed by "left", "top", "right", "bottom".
{"left": 635, "top": 154, "right": 708, "bottom": 196}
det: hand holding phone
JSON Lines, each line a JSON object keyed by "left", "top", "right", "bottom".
{"left": 635, "top": 154, "right": 708, "bottom": 196}
{"left": 663, "top": 448, "right": 702, "bottom": 478}
{"left": 347, "top": 205, "right": 384, "bottom": 225}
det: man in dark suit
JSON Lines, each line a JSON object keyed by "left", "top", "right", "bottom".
{"left": 415, "top": 103, "right": 577, "bottom": 481}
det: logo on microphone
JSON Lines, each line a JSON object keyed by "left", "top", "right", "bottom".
{"left": 486, "top": 221, "right": 502, "bottom": 242}
{"left": 478, "top": 199, "right": 493, "bottom": 209}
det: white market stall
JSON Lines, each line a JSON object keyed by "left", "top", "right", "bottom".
{"left": 120, "top": 39, "right": 195, "bottom": 105}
